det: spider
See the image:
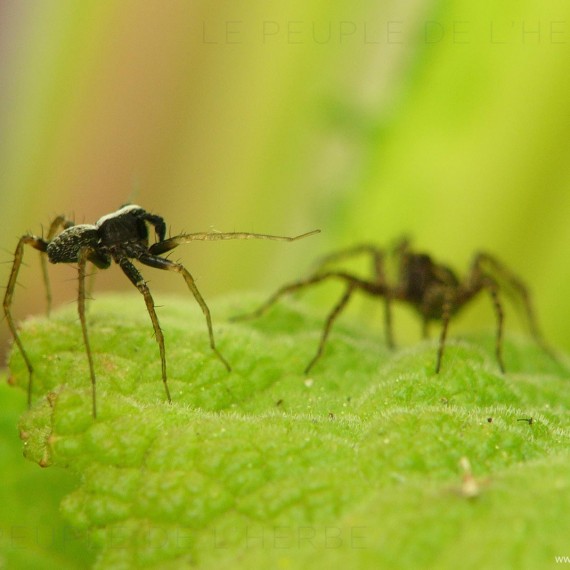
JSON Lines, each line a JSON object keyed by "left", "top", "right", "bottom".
{"left": 3, "top": 204, "right": 319, "bottom": 418}
{"left": 234, "top": 238, "right": 553, "bottom": 374}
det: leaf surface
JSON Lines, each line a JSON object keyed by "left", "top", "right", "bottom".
{"left": 7, "top": 294, "right": 570, "bottom": 569}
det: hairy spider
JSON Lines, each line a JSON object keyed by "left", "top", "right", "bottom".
{"left": 3, "top": 204, "right": 319, "bottom": 418}
{"left": 234, "top": 238, "right": 553, "bottom": 374}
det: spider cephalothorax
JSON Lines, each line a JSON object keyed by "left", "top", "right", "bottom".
{"left": 235, "top": 239, "right": 553, "bottom": 374}
{"left": 3, "top": 204, "right": 319, "bottom": 417}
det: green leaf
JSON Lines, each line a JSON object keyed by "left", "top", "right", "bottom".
{"left": 6, "top": 293, "right": 570, "bottom": 569}
{"left": 0, "top": 376, "right": 93, "bottom": 569}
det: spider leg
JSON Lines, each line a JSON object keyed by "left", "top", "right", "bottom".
{"left": 384, "top": 294, "right": 395, "bottom": 349}
{"left": 434, "top": 277, "right": 505, "bottom": 373}
{"left": 117, "top": 257, "right": 172, "bottom": 403}
{"left": 77, "top": 248, "right": 99, "bottom": 418}
{"left": 79, "top": 249, "right": 111, "bottom": 316}
{"left": 233, "top": 270, "right": 385, "bottom": 371}
{"left": 138, "top": 254, "right": 231, "bottom": 373}
{"left": 435, "top": 294, "right": 453, "bottom": 373}
{"left": 305, "top": 282, "right": 356, "bottom": 374}
{"left": 311, "top": 244, "right": 384, "bottom": 277}
{"left": 137, "top": 210, "right": 166, "bottom": 242}
{"left": 232, "top": 270, "right": 361, "bottom": 322}
{"left": 482, "top": 277, "right": 506, "bottom": 373}
{"left": 3, "top": 235, "right": 49, "bottom": 407}
{"left": 309, "top": 244, "right": 396, "bottom": 349}
{"left": 474, "top": 253, "right": 554, "bottom": 360}
{"left": 85, "top": 265, "right": 97, "bottom": 313}
{"left": 148, "top": 229, "right": 320, "bottom": 256}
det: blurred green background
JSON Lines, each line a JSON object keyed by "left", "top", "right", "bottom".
{"left": 1, "top": 1, "right": 569, "bottom": 357}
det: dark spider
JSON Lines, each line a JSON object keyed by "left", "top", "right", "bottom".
{"left": 234, "top": 238, "right": 554, "bottom": 374}
{"left": 3, "top": 204, "right": 319, "bottom": 418}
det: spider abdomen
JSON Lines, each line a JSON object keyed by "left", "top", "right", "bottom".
{"left": 47, "top": 225, "right": 100, "bottom": 264}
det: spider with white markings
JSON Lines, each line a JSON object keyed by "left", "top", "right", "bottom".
{"left": 234, "top": 238, "right": 554, "bottom": 374}
{"left": 3, "top": 204, "right": 319, "bottom": 418}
